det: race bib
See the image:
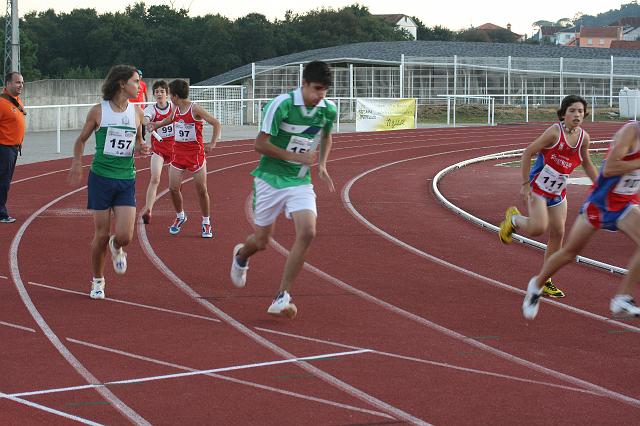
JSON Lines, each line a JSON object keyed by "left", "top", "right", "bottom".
{"left": 534, "top": 164, "right": 568, "bottom": 195}
{"left": 156, "top": 123, "right": 174, "bottom": 139}
{"left": 175, "top": 122, "right": 196, "bottom": 142}
{"left": 613, "top": 170, "right": 640, "bottom": 196}
{"left": 285, "top": 135, "right": 314, "bottom": 164}
{"left": 103, "top": 127, "right": 135, "bottom": 157}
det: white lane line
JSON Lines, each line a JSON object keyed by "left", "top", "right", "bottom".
{"left": 140, "top": 161, "right": 430, "bottom": 426}
{"left": 9, "top": 187, "right": 151, "bottom": 425}
{"left": 0, "top": 275, "right": 8, "bottom": 279}
{"left": 343, "top": 153, "right": 640, "bottom": 333}
{"left": 254, "top": 328, "right": 601, "bottom": 397}
{"left": 28, "top": 282, "right": 220, "bottom": 323}
{"left": 0, "top": 391, "right": 102, "bottom": 425}
{"left": 8, "top": 348, "right": 372, "bottom": 398}
{"left": 64, "top": 337, "right": 393, "bottom": 420}
{"left": 325, "top": 152, "right": 640, "bottom": 408}
{"left": 0, "top": 321, "right": 36, "bottom": 333}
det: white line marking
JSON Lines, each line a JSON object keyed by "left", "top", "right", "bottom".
{"left": 325, "top": 150, "right": 640, "bottom": 408}
{"left": 64, "top": 337, "right": 392, "bottom": 420}
{"left": 28, "top": 281, "right": 220, "bottom": 323}
{"left": 0, "top": 275, "right": 7, "bottom": 279}
{"left": 0, "top": 321, "right": 36, "bottom": 333}
{"left": 9, "top": 187, "right": 151, "bottom": 425}
{"left": 0, "top": 391, "right": 103, "bottom": 425}
{"left": 138, "top": 161, "right": 430, "bottom": 425}
{"left": 9, "top": 348, "right": 372, "bottom": 398}
{"left": 254, "top": 327, "right": 601, "bottom": 397}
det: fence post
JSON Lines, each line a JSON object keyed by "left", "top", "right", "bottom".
{"left": 610, "top": 56, "right": 614, "bottom": 108}
{"left": 399, "top": 54, "right": 404, "bottom": 98}
{"left": 592, "top": 96, "right": 595, "bottom": 122}
{"left": 336, "top": 99, "right": 341, "bottom": 133}
{"left": 447, "top": 97, "right": 451, "bottom": 126}
{"left": 251, "top": 62, "right": 256, "bottom": 125}
{"left": 525, "top": 94, "right": 529, "bottom": 123}
{"left": 56, "top": 106, "right": 61, "bottom": 153}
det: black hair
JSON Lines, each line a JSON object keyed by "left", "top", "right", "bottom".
{"left": 3, "top": 71, "right": 21, "bottom": 86}
{"left": 302, "top": 61, "right": 331, "bottom": 87}
{"left": 557, "top": 95, "right": 589, "bottom": 120}
{"left": 152, "top": 80, "right": 169, "bottom": 93}
{"left": 168, "top": 79, "right": 189, "bottom": 99}
{"left": 101, "top": 65, "right": 137, "bottom": 100}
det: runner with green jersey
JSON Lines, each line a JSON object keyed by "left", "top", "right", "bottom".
{"left": 92, "top": 100, "right": 138, "bottom": 180}
{"left": 251, "top": 88, "right": 337, "bottom": 188}
{"left": 230, "top": 61, "right": 337, "bottom": 319}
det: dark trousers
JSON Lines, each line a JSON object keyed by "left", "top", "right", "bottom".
{"left": 0, "top": 144, "right": 18, "bottom": 218}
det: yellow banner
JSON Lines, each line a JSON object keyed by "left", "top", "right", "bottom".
{"left": 355, "top": 98, "right": 416, "bottom": 132}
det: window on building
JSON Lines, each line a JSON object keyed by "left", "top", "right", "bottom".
{"left": 599, "top": 38, "right": 605, "bottom": 45}
{"left": 587, "top": 38, "right": 593, "bottom": 45}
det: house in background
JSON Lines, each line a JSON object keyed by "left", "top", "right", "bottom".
{"left": 476, "top": 23, "right": 525, "bottom": 41}
{"left": 375, "top": 14, "right": 417, "bottom": 40}
{"left": 554, "top": 27, "right": 579, "bottom": 45}
{"left": 533, "top": 25, "right": 561, "bottom": 44}
{"left": 578, "top": 26, "right": 623, "bottom": 48}
{"left": 609, "top": 17, "right": 640, "bottom": 40}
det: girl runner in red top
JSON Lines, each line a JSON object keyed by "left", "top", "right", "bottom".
{"left": 141, "top": 80, "right": 174, "bottom": 224}
{"left": 148, "top": 79, "right": 221, "bottom": 238}
{"left": 523, "top": 121, "right": 640, "bottom": 319}
{"left": 499, "top": 95, "right": 598, "bottom": 298}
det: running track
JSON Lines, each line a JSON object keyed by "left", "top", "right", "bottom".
{"left": 1, "top": 122, "right": 638, "bottom": 425}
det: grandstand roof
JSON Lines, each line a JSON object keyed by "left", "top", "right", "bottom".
{"left": 196, "top": 40, "right": 640, "bottom": 86}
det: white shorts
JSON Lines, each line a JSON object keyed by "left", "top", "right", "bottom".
{"left": 253, "top": 177, "right": 317, "bottom": 227}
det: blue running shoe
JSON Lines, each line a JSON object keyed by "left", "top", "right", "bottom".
{"left": 169, "top": 216, "right": 187, "bottom": 235}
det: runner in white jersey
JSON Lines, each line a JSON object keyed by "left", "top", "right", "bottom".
{"left": 230, "top": 61, "right": 337, "bottom": 319}
{"left": 68, "top": 65, "right": 149, "bottom": 299}
{"left": 141, "top": 80, "right": 174, "bottom": 224}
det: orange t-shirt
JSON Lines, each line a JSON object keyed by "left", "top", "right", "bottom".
{"left": 0, "top": 90, "right": 26, "bottom": 146}
{"left": 129, "top": 79, "right": 147, "bottom": 104}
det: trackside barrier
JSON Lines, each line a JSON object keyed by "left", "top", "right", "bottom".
{"left": 431, "top": 140, "right": 627, "bottom": 275}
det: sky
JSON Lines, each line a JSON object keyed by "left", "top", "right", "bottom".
{"left": 19, "top": 0, "right": 630, "bottom": 36}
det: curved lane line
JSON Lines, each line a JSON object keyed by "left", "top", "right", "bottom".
{"left": 0, "top": 391, "right": 102, "bottom": 425}
{"left": 9, "top": 187, "right": 151, "bottom": 425}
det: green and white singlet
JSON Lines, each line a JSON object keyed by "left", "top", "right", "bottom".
{"left": 251, "top": 88, "right": 337, "bottom": 188}
{"left": 91, "top": 100, "right": 138, "bottom": 180}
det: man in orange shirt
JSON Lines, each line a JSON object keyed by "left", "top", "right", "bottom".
{"left": 0, "top": 71, "right": 26, "bottom": 223}
{"left": 130, "top": 68, "right": 147, "bottom": 139}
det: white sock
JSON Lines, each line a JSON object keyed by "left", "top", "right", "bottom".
{"left": 511, "top": 215, "right": 519, "bottom": 227}
{"left": 202, "top": 216, "right": 210, "bottom": 225}
{"left": 177, "top": 211, "right": 185, "bottom": 220}
{"left": 92, "top": 277, "right": 104, "bottom": 284}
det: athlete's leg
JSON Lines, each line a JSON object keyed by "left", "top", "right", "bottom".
{"left": 192, "top": 163, "right": 210, "bottom": 218}
{"left": 143, "top": 153, "right": 165, "bottom": 215}
{"left": 545, "top": 200, "right": 568, "bottom": 259}
{"left": 236, "top": 223, "right": 276, "bottom": 262}
{"left": 91, "top": 209, "right": 111, "bottom": 278}
{"left": 112, "top": 205, "right": 136, "bottom": 249}
{"left": 168, "top": 166, "right": 185, "bottom": 214}
{"left": 278, "top": 210, "right": 316, "bottom": 294}
{"left": 513, "top": 194, "right": 549, "bottom": 236}
{"left": 614, "top": 207, "right": 640, "bottom": 297}
{"left": 533, "top": 214, "right": 597, "bottom": 289}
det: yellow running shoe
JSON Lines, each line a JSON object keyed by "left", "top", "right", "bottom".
{"left": 498, "top": 206, "right": 520, "bottom": 244}
{"left": 542, "top": 278, "right": 565, "bottom": 298}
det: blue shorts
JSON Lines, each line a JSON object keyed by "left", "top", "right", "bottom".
{"left": 580, "top": 200, "right": 635, "bottom": 232}
{"left": 87, "top": 170, "right": 136, "bottom": 210}
{"left": 532, "top": 191, "right": 565, "bottom": 207}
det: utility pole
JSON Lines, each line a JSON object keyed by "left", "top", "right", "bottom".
{"left": 3, "top": 0, "right": 20, "bottom": 80}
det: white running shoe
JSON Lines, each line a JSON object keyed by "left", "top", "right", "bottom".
{"left": 267, "top": 291, "right": 298, "bottom": 319}
{"left": 522, "top": 276, "right": 543, "bottom": 320}
{"left": 230, "top": 243, "right": 249, "bottom": 288}
{"left": 90, "top": 279, "right": 105, "bottom": 299}
{"left": 610, "top": 295, "right": 640, "bottom": 317}
{"left": 109, "top": 235, "right": 127, "bottom": 274}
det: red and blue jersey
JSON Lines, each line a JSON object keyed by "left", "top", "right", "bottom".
{"left": 529, "top": 122, "right": 585, "bottom": 199}
{"left": 587, "top": 128, "right": 640, "bottom": 212}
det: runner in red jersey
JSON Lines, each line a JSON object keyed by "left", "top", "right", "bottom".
{"left": 523, "top": 121, "right": 640, "bottom": 319}
{"left": 499, "top": 95, "right": 598, "bottom": 298}
{"left": 148, "top": 79, "right": 221, "bottom": 238}
{"left": 141, "top": 80, "right": 174, "bottom": 224}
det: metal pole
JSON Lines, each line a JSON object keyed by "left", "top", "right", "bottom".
{"left": 299, "top": 63, "right": 303, "bottom": 87}
{"left": 400, "top": 53, "right": 404, "bottom": 98}
{"left": 507, "top": 56, "right": 511, "bottom": 105}
{"left": 453, "top": 55, "right": 457, "bottom": 126}
{"left": 591, "top": 95, "right": 595, "bottom": 122}
{"left": 525, "top": 94, "right": 529, "bottom": 123}
{"left": 349, "top": 63, "right": 354, "bottom": 121}
{"left": 559, "top": 57, "right": 564, "bottom": 99}
{"left": 56, "top": 106, "right": 61, "bottom": 153}
{"left": 610, "top": 55, "right": 614, "bottom": 108}
{"left": 447, "top": 97, "right": 450, "bottom": 126}
{"left": 251, "top": 62, "right": 256, "bottom": 124}
{"left": 336, "top": 99, "right": 341, "bottom": 133}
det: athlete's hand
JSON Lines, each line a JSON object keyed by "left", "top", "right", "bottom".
{"left": 205, "top": 140, "right": 217, "bottom": 153}
{"left": 139, "top": 143, "right": 151, "bottom": 156}
{"left": 318, "top": 164, "right": 335, "bottom": 192}
{"left": 68, "top": 160, "right": 83, "bottom": 186}
{"left": 146, "top": 122, "right": 157, "bottom": 132}
{"left": 296, "top": 150, "right": 318, "bottom": 166}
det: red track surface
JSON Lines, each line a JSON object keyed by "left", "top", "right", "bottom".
{"left": 1, "top": 122, "right": 638, "bottom": 425}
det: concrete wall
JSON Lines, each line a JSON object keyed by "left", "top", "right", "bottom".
{"left": 22, "top": 78, "right": 186, "bottom": 131}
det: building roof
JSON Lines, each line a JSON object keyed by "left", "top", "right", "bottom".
{"left": 540, "top": 26, "right": 561, "bottom": 36}
{"left": 580, "top": 26, "right": 621, "bottom": 38}
{"left": 476, "top": 23, "right": 504, "bottom": 31}
{"left": 610, "top": 40, "right": 640, "bottom": 49}
{"left": 196, "top": 40, "right": 640, "bottom": 86}
{"left": 374, "top": 14, "right": 410, "bottom": 25}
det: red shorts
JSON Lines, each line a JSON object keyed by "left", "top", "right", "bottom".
{"left": 171, "top": 143, "right": 205, "bottom": 172}
{"left": 152, "top": 139, "right": 174, "bottom": 163}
